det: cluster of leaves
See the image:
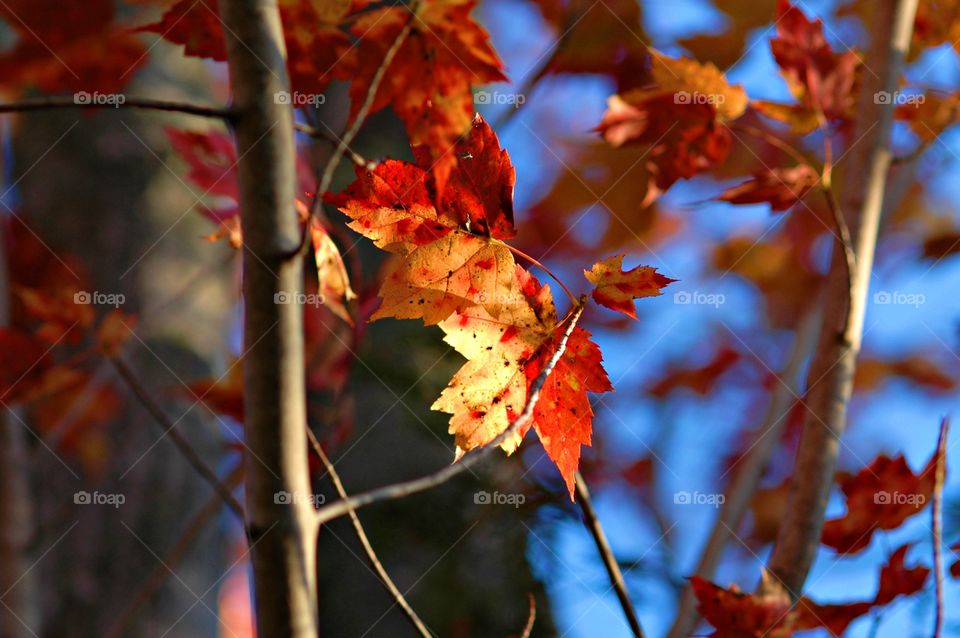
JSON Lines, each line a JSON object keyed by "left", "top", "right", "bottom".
{"left": 324, "top": 115, "right": 672, "bottom": 494}
{"left": 0, "top": 217, "right": 134, "bottom": 471}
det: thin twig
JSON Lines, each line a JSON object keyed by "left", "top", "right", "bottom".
{"left": 306, "top": 429, "right": 433, "bottom": 638}
{"left": 315, "top": 302, "right": 586, "bottom": 526}
{"left": 574, "top": 471, "right": 646, "bottom": 638}
{"left": 0, "top": 96, "right": 232, "bottom": 119}
{"left": 518, "top": 593, "right": 536, "bottom": 638}
{"left": 814, "top": 108, "right": 857, "bottom": 297}
{"left": 110, "top": 357, "right": 245, "bottom": 519}
{"left": 294, "top": 122, "right": 371, "bottom": 168}
{"left": 105, "top": 480, "right": 236, "bottom": 638}
{"left": 316, "top": 10, "right": 414, "bottom": 199}
{"left": 932, "top": 417, "right": 949, "bottom": 638}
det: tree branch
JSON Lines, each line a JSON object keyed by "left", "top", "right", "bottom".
{"left": 110, "top": 356, "right": 245, "bottom": 519}
{"left": 574, "top": 471, "right": 646, "bottom": 638}
{"left": 314, "top": 303, "right": 586, "bottom": 526}
{"left": 667, "top": 303, "right": 821, "bottom": 638}
{"left": 932, "top": 417, "right": 949, "bottom": 638}
{"left": 758, "top": 0, "right": 919, "bottom": 598}
{"left": 0, "top": 96, "right": 231, "bottom": 119}
{"left": 218, "top": 0, "right": 317, "bottom": 636}
{"left": 306, "top": 429, "right": 434, "bottom": 638}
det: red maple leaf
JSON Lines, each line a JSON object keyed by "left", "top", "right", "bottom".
{"left": 821, "top": 453, "right": 937, "bottom": 554}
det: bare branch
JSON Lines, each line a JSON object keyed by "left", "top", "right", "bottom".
{"left": 667, "top": 303, "right": 821, "bottom": 638}
{"left": 574, "top": 471, "right": 646, "bottom": 638}
{"left": 759, "top": 0, "right": 920, "bottom": 598}
{"left": 315, "top": 303, "right": 586, "bottom": 526}
{"left": 0, "top": 96, "right": 231, "bottom": 119}
{"left": 110, "top": 357, "right": 245, "bottom": 519}
{"left": 306, "top": 429, "right": 434, "bottom": 638}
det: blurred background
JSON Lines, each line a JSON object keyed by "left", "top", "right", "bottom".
{"left": 0, "top": 0, "right": 958, "bottom": 636}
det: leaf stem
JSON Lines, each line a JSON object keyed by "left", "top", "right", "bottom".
{"left": 506, "top": 244, "right": 579, "bottom": 304}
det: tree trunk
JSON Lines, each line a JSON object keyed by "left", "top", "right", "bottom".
{"left": 217, "top": 1, "right": 318, "bottom": 636}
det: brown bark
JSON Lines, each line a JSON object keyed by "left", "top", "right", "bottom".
{"left": 760, "top": 0, "right": 919, "bottom": 597}
{"left": 217, "top": 1, "right": 318, "bottom": 635}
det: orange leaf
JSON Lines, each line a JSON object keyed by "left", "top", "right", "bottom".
{"left": 348, "top": 0, "right": 506, "bottom": 190}
{"left": 821, "top": 453, "right": 937, "bottom": 554}
{"left": 583, "top": 255, "right": 675, "bottom": 319}
{"left": 715, "top": 165, "right": 819, "bottom": 212}
{"left": 310, "top": 219, "right": 356, "bottom": 326}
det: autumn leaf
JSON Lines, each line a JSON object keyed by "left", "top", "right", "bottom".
{"left": 873, "top": 544, "right": 929, "bottom": 605}
{"left": 139, "top": 0, "right": 357, "bottom": 95}
{"left": 761, "top": 0, "right": 859, "bottom": 126}
{"left": 433, "top": 267, "right": 610, "bottom": 495}
{"left": 715, "top": 165, "right": 819, "bottom": 212}
{"left": 597, "top": 50, "right": 747, "bottom": 196}
{"left": 0, "top": 0, "right": 146, "bottom": 95}
{"left": 648, "top": 345, "right": 741, "bottom": 398}
{"left": 528, "top": 0, "right": 650, "bottom": 89}
{"left": 328, "top": 115, "right": 519, "bottom": 325}
{"left": 583, "top": 255, "right": 675, "bottom": 319}
{"left": 310, "top": 219, "right": 356, "bottom": 326}
{"left": 692, "top": 571, "right": 873, "bottom": 638}
{"left": 821, "top": 453, "right": 937, "bottom": 554}
{"left": 349, "top": 0, "right": 506, "bottom": 190}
